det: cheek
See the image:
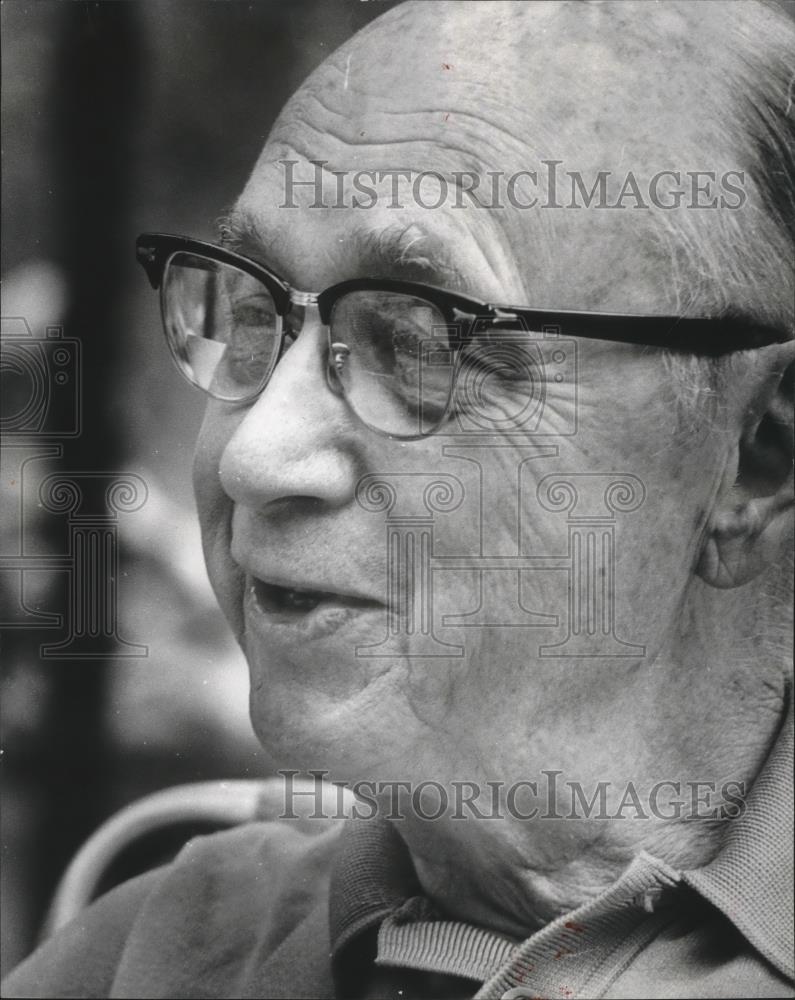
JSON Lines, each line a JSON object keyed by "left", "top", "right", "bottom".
{"left": 193, "top": 407, "right": 245, "bottom": 637}
{"left": 429, "top": 383, "right": 722, "bottom": 668}
{"left": 583, "top": 425, "right": 723, "bottom": 648}
{"left": 193, "top": 407, "right": 226, "bottom": 527}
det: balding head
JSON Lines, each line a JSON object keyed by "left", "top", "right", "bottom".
{"left": 252, "top": 0, "right": 795, "bottom": 327}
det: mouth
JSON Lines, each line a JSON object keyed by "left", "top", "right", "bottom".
{"left": 252, "top": 576, "right": 380, "bottom": 613}
{"left": 245, "top": 573, "right": 387, "bottom": 641}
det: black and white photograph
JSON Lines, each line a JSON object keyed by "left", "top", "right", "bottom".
{"left": 2, "top": 1, "right": 794, "bottom": 997}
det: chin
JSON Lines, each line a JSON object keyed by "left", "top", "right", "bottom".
{"left": 246, "top": 653, "right": 429, "bottom": 786}
{"left": 248, "top": 698, "right": 361, "bottom": 780}
{"left": 246, "top": 653, "right": 362, "bottom": 769}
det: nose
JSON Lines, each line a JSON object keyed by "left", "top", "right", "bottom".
{"left": 218, "top": 307, "right": 359, "bottom": 510}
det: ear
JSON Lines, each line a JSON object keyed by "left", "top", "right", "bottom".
{"left": 697, "top": 344, "right": 794, "bottom": 589}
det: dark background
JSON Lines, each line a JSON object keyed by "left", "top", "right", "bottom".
{"left": 1, "top": 0, "right": 398, "bottom": 974}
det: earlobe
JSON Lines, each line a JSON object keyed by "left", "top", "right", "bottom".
{"left": 696, "top": 494, "right": 793, "bottom": 589}
{"left": 696, "top": 349, "right": 794, "bottom": 591}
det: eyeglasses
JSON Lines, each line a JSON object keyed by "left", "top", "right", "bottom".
{"left": 136, "top": 232, "right": 788, "bottom": 440}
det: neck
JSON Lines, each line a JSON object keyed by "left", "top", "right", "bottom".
{"left": 395, "top": 615, "right": 788, "bottom": 939}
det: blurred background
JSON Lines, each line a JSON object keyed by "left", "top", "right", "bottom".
{"left": 4, "top": 0, "right": 795, "bottom": 981}
{"left": 1, "top": 0, "right": 398, "bottom": 974}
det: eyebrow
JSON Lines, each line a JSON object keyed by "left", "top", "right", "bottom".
{"left": 218, "top": 209, "right": 468, "bottom": 291}
{"left": 218, "top": 209, "right": 268, "bottom": 256}
{"left": 348, "top": 222, "right": 468, "bottom": 289}
{"left": 216, "top": 211, "right": 792, "bottom": 345}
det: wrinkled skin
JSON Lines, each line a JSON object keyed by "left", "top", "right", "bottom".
{"left": 193, "top": 1, "right": 794, "bottom": 935}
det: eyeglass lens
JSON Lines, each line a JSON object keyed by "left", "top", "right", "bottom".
{"left": 161, "top": 252, "right": 550, "bottom": 437}
{"left": 163, "top": 252, "right": 281, "bottom": 401}
{"left": 328, "top": 291, "right": 455, "bottom": 436}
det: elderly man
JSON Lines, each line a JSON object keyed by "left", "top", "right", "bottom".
{"left": 5, "top": 1, "right": 793, "bottom": 997}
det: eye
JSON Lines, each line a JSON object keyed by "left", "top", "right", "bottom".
{"left": 230, "top": 294, "right": 277, "bottom": 331}
{"left": 213, "top": 289, "right": 281, "bottom": 391}
{"left": 391, "top": 326, "right": 424, "bottom": 361}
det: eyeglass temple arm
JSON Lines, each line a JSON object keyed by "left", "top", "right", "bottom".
{"left": 479, "top": 306, "right": 789, "bottom": 354}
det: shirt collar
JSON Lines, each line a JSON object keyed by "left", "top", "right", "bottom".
{"left": 329, "top": 815, "right": 423, "bottom": 960}
{"left": 682, "top": 689, "right": 794, "bottom": 979}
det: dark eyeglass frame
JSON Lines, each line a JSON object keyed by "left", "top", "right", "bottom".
{"left": 136, "top": 231, "right": 789, "bottom": 436}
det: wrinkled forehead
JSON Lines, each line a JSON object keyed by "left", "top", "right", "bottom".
{"left": 234, "top": 1, "right": 789, "bottom": 319}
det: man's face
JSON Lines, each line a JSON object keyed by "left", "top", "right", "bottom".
{"left": 192, "top": 4, "right": 744, "bottom": 791}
